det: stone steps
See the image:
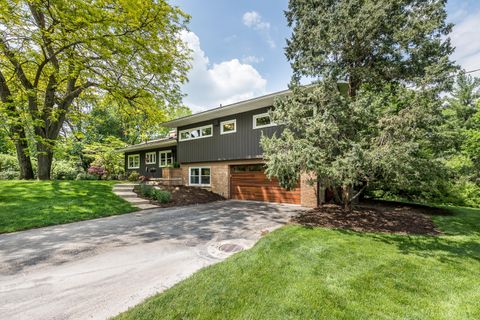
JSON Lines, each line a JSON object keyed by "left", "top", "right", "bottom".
{"left": 113, "top": 183, "right": 158, "bottom": 210}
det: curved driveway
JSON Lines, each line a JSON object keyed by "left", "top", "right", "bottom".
{"left": 0, "top": 200, "right": 299, "bottom": 320}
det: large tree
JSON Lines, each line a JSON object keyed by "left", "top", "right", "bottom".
{"left": 262, "top": 0, "right": 456, "bottom": 209}
{"left": 0, "top": 0, "right": 190, "bottom": 179}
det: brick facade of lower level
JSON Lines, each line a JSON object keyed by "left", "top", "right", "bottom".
{"left": 180, "top": 160, "right": 319, "bottom": 208}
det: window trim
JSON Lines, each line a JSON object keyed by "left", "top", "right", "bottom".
{"left": 127, "top": 154, "right": 140, "bottom": 169}
{"left": 159, "top": 150, "right": 173, "bottom": 167}
{"left": 145, "top": 152, "right": 156, "bottom": 165}
{"left": 253, "top": 112, "right": 276, "bottom": 129}
{"left": 188, "top": 166, "right": 211, "bottom": 187}
{"left": 179, "top": 124, "right": 213, "bottom": 141}
{"left": 220, "top": 119, "right": 237, "bottom": 135}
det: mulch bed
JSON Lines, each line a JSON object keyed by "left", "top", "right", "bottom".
{"left": 292, "top": 200, "right": 451, "bottom": 235}
{"left": 135, "top": 185, "right": 225, "bottom": 208}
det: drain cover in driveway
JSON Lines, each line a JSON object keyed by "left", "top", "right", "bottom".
{"left": 204, "top": 239, "right": 254, "bottom": 259}
{"left": 218, "top": 243, "right": 243, "bottom": 253}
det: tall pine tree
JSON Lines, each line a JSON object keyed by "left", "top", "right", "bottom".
{"left": 262, "top": 0, "right": 456, "bottom": 209}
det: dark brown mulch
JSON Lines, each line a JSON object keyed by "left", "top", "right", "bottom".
{"left": 292, "top": 200, "right": 449, "bottom": 235}
{"left": 135, "top": 185, "right": 225, "bottom": 208}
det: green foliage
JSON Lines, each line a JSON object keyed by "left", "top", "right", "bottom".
{"left": 138, "top": 184, "right": 171, "bottom": 203}
{"left": 285, "top": 0, "right": 456, "bottom": 93}
{"left": 51, "top": 160, "right": 82, "bottom": 180}
{"left": 76, "top": 172, "right": 98, "bottom": 181}
{"left": 263, "top": 82, "right": 447, "bottom": 205}
{"left": 139, "top": 184, "right": 154, "bottom": 198}
{"left": 128, "top": 171, "right": 140, "bottom": 182}
{"left": 0, "top": 0, "right": 191, "bottom": 179}
{"left": 0, "top": 170, "right": 19, "bottom": 180}
{"left": 263, "top": 0, "right": 456, "bottom": 207}
{"left": 0, "top": 153, "right": 18, "bottom": 171}
{"left": 154, "top": 190, "right": 172, "bottom": 204}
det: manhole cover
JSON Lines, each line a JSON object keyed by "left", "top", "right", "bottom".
{"left": 218, "top": 243, "right": 243, "bottom": 253}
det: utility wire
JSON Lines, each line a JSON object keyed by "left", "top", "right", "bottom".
{"left": 465, "top": 68, "right": 480, "bottom": 74}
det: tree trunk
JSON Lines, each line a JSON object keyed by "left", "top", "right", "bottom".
{"left": 12, "top": 126, "right": 35, "bottom": 179}
{"left": 341, "top": 184, "right": 352, "bottom": 210}
{"left": 37, "top": 141, "right": 53, "bottom": 180}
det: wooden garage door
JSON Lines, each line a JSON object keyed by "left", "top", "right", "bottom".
{"left": 230, "top": 165, "right": 301, "bottom": 204}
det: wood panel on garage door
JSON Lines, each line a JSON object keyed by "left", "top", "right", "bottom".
{"left": 230, "top": 170, "right": 301, "bottom": 204}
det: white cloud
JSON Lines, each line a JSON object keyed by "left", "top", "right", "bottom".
{"left": 241, "top": 55, "right": 264, "bottom": 64}
{"left": 450, "top": 10, "right": 480, "bottom": 72}
{"left": 242, "top": 11, "right": 276, "bottom": 48}
{"left": 180, "top": 31, "right": 267, "bottom": 112}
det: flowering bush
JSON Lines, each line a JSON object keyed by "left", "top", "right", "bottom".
{"left": 87, "top": 166, "right": 106, "bottom": 179}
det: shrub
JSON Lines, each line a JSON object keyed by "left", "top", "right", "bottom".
{"left": 0, "top": 154, "right": 19, "bottom": 172}
{"left": 76, "top": 172, "right": 98, "bottom": 180}
{"left": 154, "top": 190, "right": 171, "bottom": 203}
{"left": 128, "top": 171, "right": 139, "bottom": 181}
{"left": 88, "top": 166, "right": 106, "bottom": 179}
{"left": 52, "top": 160, "right": 80, "bottom": 180}
{"left": 0, "top": 170, "right": 20, "bottom": 180}
{"left": 139, "top": 184, "right": 154, "bottom": 197}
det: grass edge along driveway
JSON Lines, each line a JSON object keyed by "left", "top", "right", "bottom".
{"left": 115, "top": 206, "right": 480, "bottom": 320}
{"left": 0, "top": 180, "right": 135, "bottom": 233}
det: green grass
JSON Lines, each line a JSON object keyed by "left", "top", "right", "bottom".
{"left": 0, "top": 180, "right": 135, "bottom": 233}
{"left": 116, "top": 206, "right": 480, "bottom": 320}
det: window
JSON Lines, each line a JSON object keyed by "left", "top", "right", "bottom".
{"left": 220, "top": 119, "right": 236, "bottom": 135}
{"left": 253, "top": 112, "right": 276, "bottom": 129}
{"left": 159, "top": 150, "right": 173, "bottom": 167}
{"left": 127, "top": 154, "right": 140, "bottom": 169}
{"left": 179, "top": 125, "right": 213, "bottom": 141}
{"left": 145, "top": 152, "right": 156, "bottom": 164}
{"left": 189, "top": 167, "right": 211, "bottom": 186}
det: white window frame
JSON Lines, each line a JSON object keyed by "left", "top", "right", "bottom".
{"left": 145, "top": 152, "right": 156, "bottom": 165}
{"left": 220, "top": 119, "right": 237, "bottom": 135}
{"left": 188, "top": 167, "right": 211, "bottom": 186}
{"left": 253, "top": 112, "right": 276, "bottom": 129}
{"left": 159, "top": 150, "right": 173, "bottom": 167}
{"left": 127, "top": 154, "right": 140, "bottom": 169}
{"left": 179, "top": 125, "right": 213, "bottom": 141}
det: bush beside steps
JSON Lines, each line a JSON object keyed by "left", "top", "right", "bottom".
{"left": 137, "top": 184, "right": 172, "bottom": 204}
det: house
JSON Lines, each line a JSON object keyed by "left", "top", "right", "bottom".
{"left": 119, "top": 90, "right": 319, "bottom": 207}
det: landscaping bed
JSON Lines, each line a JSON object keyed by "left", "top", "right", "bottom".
{"left": 292, "top": 200, "right": 449, "bottom": 235}
{"left": 134, "top": 184, "right": 225, "bottom": 208}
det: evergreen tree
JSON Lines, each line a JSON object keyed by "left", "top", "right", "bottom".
{"left": 262, "top": 0, "right": 456, "bottom": 209}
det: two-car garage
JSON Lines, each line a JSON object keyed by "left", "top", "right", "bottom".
{"left": 230, "top": 164, "right": 301, "bottom": 205}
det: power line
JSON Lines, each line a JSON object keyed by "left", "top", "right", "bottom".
{"left": 465, "top": 68, "right": 480, "bottom": 74}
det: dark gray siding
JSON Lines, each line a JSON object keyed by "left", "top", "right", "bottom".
{"left": 177, "top": 107, "right": 282, "bottom": 163}
{"left": 125, "top": 146, "right": 177, "bottom": 178}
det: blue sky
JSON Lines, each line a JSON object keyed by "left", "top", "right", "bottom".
{"left": 174, "top": 0, "right": 480, "bottom": 112}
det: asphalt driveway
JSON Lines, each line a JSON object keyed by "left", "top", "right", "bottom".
{"left": 0, "top": 200, "right": 300, "bottom": 320}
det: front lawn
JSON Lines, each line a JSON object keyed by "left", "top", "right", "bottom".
{"left": 116, "top": 206, "right": 480, "bottom": 320}
{"left": 0, "top": 180, "right": 135, "bottom": 233}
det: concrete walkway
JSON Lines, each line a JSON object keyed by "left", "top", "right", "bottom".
{"left": 113, "top": 183, "right": 158, "bottom": 210}
{"left": 0, "top": 200, "right": 301, "bottom": 320}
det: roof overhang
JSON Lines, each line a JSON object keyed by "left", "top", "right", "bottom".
{"left": 117, "top": 139, "right": 176, "bottom": 153}
{"left": 161, "top": 89, "right": 291, "bottom": 128}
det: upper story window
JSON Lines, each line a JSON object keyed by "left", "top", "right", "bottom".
{"left": 145, "top": 152, "right": 156, "bottom": 164}
{"left": 179, "top": 125, "right": 213, "bottom": 141}
{"left": 220, "top": 119, "right": 236, "bottom": 135}
{"left": 127, "top": 154, "right": 140, "bottom": 169}
{"left": 253, "top": 112, "right": 276, "bottom": 129}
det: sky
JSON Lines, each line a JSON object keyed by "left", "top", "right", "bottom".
{"left": 173, "top": 0, "right": 480, "bottom": 112}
